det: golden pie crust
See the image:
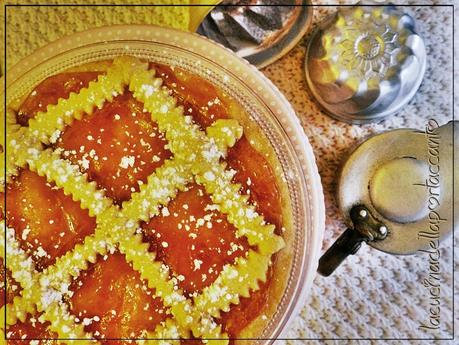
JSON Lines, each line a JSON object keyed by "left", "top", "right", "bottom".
{"left": 1, "top": 56, "right": 294, "bottom": 344}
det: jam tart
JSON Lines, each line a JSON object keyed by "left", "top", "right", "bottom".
{"left": 1, "top": 56, "right": 290, "bottom": 344}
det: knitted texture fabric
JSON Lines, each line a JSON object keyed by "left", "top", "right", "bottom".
{"left": 2, "top": 0, "right": 190, "bottom": 70}
{"left": 2, "top": 0, "right": 457, "bottom": 343}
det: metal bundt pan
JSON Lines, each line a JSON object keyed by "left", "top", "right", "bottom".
{"left": 305, "top": 5, "right": 427, "bottom": 124}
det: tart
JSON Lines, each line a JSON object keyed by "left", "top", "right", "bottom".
{"left": 1, "top": 56, "right": 293, "bottom": 344}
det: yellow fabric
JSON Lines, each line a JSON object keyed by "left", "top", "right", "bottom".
{"left": 1, "top": 0, "right": 195, "bottom": 70}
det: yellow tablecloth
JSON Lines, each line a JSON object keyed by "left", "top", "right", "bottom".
{"left": 2, "top": 0, "right": 194, "bottom": 70}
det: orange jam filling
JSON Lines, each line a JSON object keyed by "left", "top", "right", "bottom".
{"left": 68, "top": 253, "right": 168, "bottom": 343}
{"left": 227, "top": 138, "right": 283, "bottom": 232}
{"left": 151, "top": 63, "right": 229, "bottom": 128}
{"left": 57, "top": 91, "right": 171, "bottom": 204}
{"left": 143, "top": 184, "right": 250, "bottom": 295}
{"left": 6, "top": 315, "right": 59, "bottom": 344}
{"left": 6, "top": 169, "right": 96, "bottom": 271}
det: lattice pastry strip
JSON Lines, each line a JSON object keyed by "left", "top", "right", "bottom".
{"left": 6, "top": 126, "right": 43, "bottom": 183}
{"left": 121, "top": 158, "right": 193, "bottom": 222}
{"left": 3, "top": 297, "right": 36, "bottom": 325}
{"left": 41, "top": 302, "right": 90, "bottom": 342}
{"left": 195, "top": 250, "right": 271, "bottom": 318}
{"left": 28, "top": 148, "right": 113, "bottom": 217}
{"left": 39, "top": 228, "right": 111, "bottom": 289}
{"left": 117, "top": 234, "right": 192, "bottom": 340}
{"left": 27, "top": 56, "right": 142, "bottom": 145}
{"left": 195, "top": 163, "right": 284, "bottom": 254}
{"left": 143, "top": 318, "right": 181, "bottom": 345}
{"left": 1, "top": 223, "right": 37, "bottom": 324}
{"left": 129, "top": 67, "right": 220, "bottom": 163}
{"left": 1, "top": 223, "right": 37, "bottom": 292}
